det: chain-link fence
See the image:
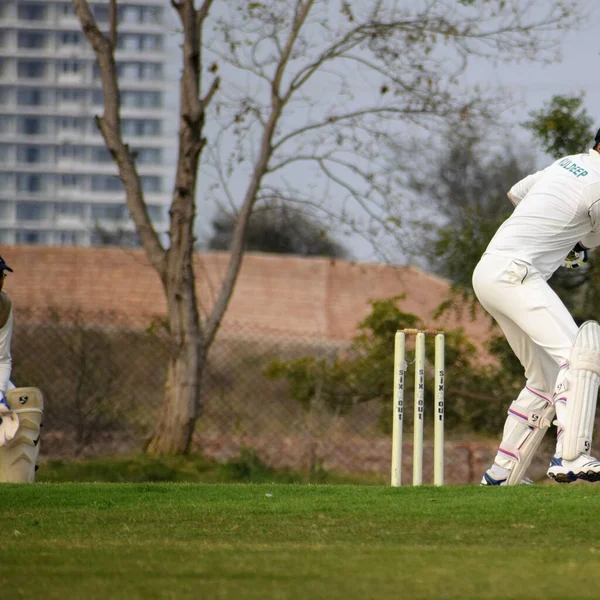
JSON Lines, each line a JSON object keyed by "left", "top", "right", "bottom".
{"left": 11, "top": 307, "right": 520, "bottom": 484}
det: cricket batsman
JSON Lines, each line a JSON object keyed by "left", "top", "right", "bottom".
{"left": 473, "top": 128, "right": 600, "bottom": 485}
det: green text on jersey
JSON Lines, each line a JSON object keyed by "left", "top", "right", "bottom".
{"left": 559, "top": 158, "right": 588, "bottom": 178}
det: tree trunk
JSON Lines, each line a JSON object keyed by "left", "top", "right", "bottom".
{"left": 146, "top": 265, "right": 203, "bottom": 455}
{"left": 146, "top": 340, "right": 203, "bottom": 454}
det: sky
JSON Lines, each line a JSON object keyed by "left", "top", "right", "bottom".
{"left": 466, "top": 4, "right": 600, "bottom": 162}
{"left": 162, "top": 1, "right": 600, "bottom": 264}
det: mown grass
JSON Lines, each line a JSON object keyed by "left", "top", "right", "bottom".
{"left": 3, "top": 482, "right": 600, "bottom": 599}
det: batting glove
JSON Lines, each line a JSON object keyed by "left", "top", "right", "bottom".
{"left": 562, "top": 246, "right": 588, "bottom": 269}
{"left": 0, "top": 391, "right": 18, "bottom": 446}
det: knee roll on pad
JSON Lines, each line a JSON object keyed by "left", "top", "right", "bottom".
{"left": 560, "top": 321, "right": 600, "bottom": 460}
{"left": 0, "top": 388, "right": 44, "bottom": 483}
{"left": 496, "top": 387, "right": 554, "bottom": 485}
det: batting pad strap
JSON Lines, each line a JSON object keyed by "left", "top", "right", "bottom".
{"left": 508, "top": 406, "right": 552, "bottom": 429}
{"left": 570, "top": 348, "right": 600, "bottom": 375}
{"left": 498, "top": 445, "right": 520, "bottom": 464}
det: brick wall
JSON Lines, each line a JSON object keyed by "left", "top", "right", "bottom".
{"left": 1, "top": 245, "right": 491, "bottom": 343}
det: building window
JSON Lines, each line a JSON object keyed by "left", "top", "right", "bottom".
{"left": 0, "top": 117, "right": 10, "bottom": 134}
{"left": 60, "top": 60, "right": 83, "bottom": 75}
{"left": 18, "top": 4, "right": 47, "bottom": 21}
{"left": 16, "top": 202, "right": 45, "bottom": 220}
{"left": 0, "top": 202, "right": 11, "bottom": 220}
{"left": 16, "top": 175, "right": 44, "bottom": 193}
{"left": 16, "top": 230, "right": 46, "bottom": 245}
{"left": 141, "top": 176, "right": 162, "bottom": 193}
{"left": 90, "top": 146, "right": 113, "bottom": 163}
{"left": 59, "top": 31, "right": 81, "bottom": 45}
{"left": 122, "top": 91, "right": 162, "bottom": 109}
{"left": 122, "top": 119, "right": 162, "bottom": 137}
{"left": 59, "top": 144, "right": 81, "bottom": 160}
{"left": 141, "top": 6, "right": 162, "bottom": 24}
{"left": 18, "top": 31, "right": 47, "bottom": 49}
{"left": 59, "top": 231, "right": 81, "bottom": 245}
{"left": 117, "top": 62, "right": 163, "bottom": 81}
{"left": 92, "top": 5, "right": 110, "bottom": 22}
{"left": 17, "top": 60, "right": 46, "bottom": 79}
{"left": 91, "top": 204, "right": 127, "bottom": 220}
{"left": 55, "top": 202, "right": 85, "bottom": 218}
{"left": 17, "top": 88, "right": 44, "bottom": 106}
{"left": 17, "top": 146, "right": 47, "bottom": 164}
{"left": 18, "top": 117, "right": 45, "bottom": 135}
{"left": 91, "top": 175, "right": 124, "bottom": 193}
{"left": 59, "top": 88, "right": 86, "bottom": 103}
{"left": 133, "top": 148, "right": 162, "bottom": 165}
{"left": 59, "top": 3, "right": 74, "bottom": 17}
{"left": 58, "top": 117, "right": 86, "bottom": 134}
{"left": 59, "top": 174, "right": 85, "bottom": 189}
{"left": 117, "top": 34, "right": 163, "bottom": 52}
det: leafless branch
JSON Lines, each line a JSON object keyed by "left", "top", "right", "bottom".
{"left": 108, "top": 0, "right": 117, "bottom": 50}
{"left": 71, "top": 0, "right": 166, "bottom": 274}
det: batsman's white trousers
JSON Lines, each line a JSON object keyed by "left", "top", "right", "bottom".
{"left": 472, "top": 253, "right": 578, "bottom": 396}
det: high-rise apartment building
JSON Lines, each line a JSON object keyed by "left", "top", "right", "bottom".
{"left": 0, "top": 0, "right": 171, "bottom": 246}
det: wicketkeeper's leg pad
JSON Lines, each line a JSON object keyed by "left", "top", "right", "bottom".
{"left": 0, "top": 387, "right": 44, "bottom": 483}
{"left": 494, "top": 386, "right": 554, "bottom": 485}
{"left": 558, "top": 321, "right": 600, "bottom": 460}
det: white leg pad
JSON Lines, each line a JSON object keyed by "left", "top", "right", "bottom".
{"left": 494, "top": 387, "right": 554, "bottom": 485}
{"left": 0, "top": 388, "right": 44, "bottom": 483}
{"left": 560, "top": 321, "right": 600, "bottom": 460}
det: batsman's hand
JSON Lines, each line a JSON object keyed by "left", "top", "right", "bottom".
{"left": 0, "top": 391, "right": 18, "bottom": 446}
{"left": 562, "top": 246, "right": 588, "bottom": 269}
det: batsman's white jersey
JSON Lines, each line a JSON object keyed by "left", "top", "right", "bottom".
{"left": 473, "top": 148, "right": 600, "bottom": 478}
{"left": 486, "top": 149, "right": 600, "bottom": 279}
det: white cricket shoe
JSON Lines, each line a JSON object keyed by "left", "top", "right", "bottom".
{"left": 547, "top": 454, "right": 600, "bottom": 483}
{"left": 480, "top": 471, "right": 533, "bottom": 486}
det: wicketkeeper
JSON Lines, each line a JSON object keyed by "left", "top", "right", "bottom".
{"left": 473, "top": 128, "right": 600, "bottom": 485}
{"left": 0, "top": 256, "right": 44, "bottom": 483}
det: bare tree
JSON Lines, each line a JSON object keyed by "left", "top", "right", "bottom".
{"left": 72, "top": 0, "right": 587, "bottom": 454}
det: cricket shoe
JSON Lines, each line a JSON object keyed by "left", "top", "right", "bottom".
{"left": 480, "top": 471, "right": 533, "bottom": 486}
{"left": 547, "top": 455, "right": 600, "bottom": 483}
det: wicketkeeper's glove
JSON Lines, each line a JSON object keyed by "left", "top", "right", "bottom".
{"left": 0, "top": 391, "right": 18, "bottom": 447}
{"left": 562, "top": 243, "right": 588, "bottom": 269}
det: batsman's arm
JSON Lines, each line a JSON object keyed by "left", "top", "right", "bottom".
{"left": 507, "top": 170, "right": 547, "bottom": 206}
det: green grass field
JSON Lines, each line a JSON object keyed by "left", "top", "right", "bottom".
{"left": 3, "top": 483, "right": 600, "bottom": 599}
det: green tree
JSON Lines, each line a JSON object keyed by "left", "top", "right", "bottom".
{"left": 415, "top": 134, "right": 534, "bottom": 288}
{"left": 209, "top": 204, "right": 348, "bottom": 258}
{"left": 524, "top": 94, "right": 595, "bottom": 158}
{"left": 266, "top": 298, "right": 513, "bottom": 436}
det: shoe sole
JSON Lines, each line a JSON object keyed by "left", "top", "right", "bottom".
{"left": 548, "top": 470, "right": 600, "bottom": 484}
